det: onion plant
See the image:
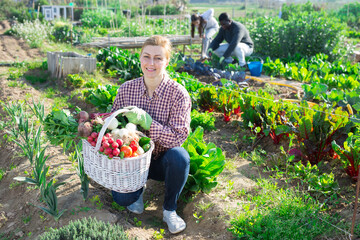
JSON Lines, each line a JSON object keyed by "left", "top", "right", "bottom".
{"left": 2, "top": 101, "right": 27, "bottom": 138}
{"left": 75, "top": 142, "right": 89, "bottom": 201}
{"left": 28, "top": 100, "right": 45, "bottom": 124}
{"left": 37, "top": 178, "right": 66, "bottom": 221}
{"left": 13, "top": 124, "right": 42, "bottom": 165}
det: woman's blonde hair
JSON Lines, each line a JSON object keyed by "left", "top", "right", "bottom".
{"left": 141, "top": 35, "right": 172, "bottom": 61}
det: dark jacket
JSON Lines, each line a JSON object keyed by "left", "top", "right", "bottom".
{"left": 209, "top": 21, "right": 254, "bottom": 59}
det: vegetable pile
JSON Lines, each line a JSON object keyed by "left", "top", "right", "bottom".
{"left": 77, "top": 110, "right": 151, "bottom": 159}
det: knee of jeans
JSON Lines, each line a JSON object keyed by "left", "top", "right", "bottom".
{"left": 165, "top": 147, "right": 190, "bottom": 168}
{"left": 111, "top": 189, "right": 142, "bottom": 206}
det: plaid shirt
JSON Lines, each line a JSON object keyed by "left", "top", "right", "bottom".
{"left": 111, "top": 75, "right": 192, "bottom": 158}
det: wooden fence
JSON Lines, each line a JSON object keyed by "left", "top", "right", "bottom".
{"left": 47, "top": 52, "right": 96, "bottom": 78}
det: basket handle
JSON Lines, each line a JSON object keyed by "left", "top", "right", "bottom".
{"left": 247, "top": 56, "right": 263, "bottom": 64}
{"left": 94, "top": 108, "right": 130, "bottom": 151}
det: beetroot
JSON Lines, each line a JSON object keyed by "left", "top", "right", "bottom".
{"left": 78, "top": 122, "right": 93, "bottom": 138}
{"left": 78, "top": 111, "right": 89, "bottom": 123}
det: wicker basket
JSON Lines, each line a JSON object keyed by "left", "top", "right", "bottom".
{"left": 82, "top": 109, "right": 154, "bottom": 193}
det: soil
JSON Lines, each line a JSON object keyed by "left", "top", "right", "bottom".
{"left": 179, "top": 67, "right": 302, "bottom": 101}
{"left": 0, "top": 20, "right": 357, "bottom": 240}
{"left": 0, "top": 21, "right": 43, "bottom": 63}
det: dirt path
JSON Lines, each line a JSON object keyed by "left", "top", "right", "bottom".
{"left": 0, "top": 20, "right": 44, "bottom": 63}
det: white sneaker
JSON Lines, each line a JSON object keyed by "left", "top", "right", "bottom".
{"left": 127, "top": 192, "right": 144, "bottom": 214}
{"left": 163, "top": 210, "right": 186, "bottom": 234}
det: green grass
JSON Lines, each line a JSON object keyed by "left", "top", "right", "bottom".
{"left": 24, "top": 74, "right": 48, "bottom": 84}
{"left": 41, "top": 41, "right": 93, "bottom": 56}
{"left": 7, "top": 80, "right": 27, "bottom": 88}
{"left": 0, "top": 168, "right": 5, "bottom": 181}
{"left": 228, "top": 179, "right": 347, "bottom": 240}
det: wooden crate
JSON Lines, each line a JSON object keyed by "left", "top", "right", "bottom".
{"left": 47, "top": 52, "right": 96, "bottom": 78}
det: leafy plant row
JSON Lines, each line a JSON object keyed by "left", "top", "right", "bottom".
{"left": 170, "top": 71, "right": 360, "bottom": 180}
{"left": 263, "top": 53, "right": 360, "bottom": 90}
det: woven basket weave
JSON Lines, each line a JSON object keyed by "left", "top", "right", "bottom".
{"left": 82, "top": 109, "right": 154, "bottom": 193}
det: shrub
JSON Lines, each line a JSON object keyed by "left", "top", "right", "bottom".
{"left": 37, "top": 217, "right": 131, "bottom": 240}
{"left": 11, "top": 19, "right": 53, "bottom": 48}
{"left": 80, "top": 9, "right": 125, "bottom": 28}
{"left": 0, "top": 0, "right": 45, "bottom": 22}
{"left": 145, "top": 4, "right": 180, "bottom": 15}
{"left": 335, "top": 2, "right": 360, "bottom": 30}
{"left": 248, "top": 10, "right": 345, "bottom": 60}
{"left": 280, "top": 1, "right": 319, "bottom": 21}
{"left": 52, "top": 21, "right": 84, "bottom": 44}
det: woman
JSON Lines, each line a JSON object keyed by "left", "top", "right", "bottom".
{"left": 191, "top": 8, "right": 219, "bottom": 60}
{"left": 111, "top": 35, "right": 191, "bottom": 234}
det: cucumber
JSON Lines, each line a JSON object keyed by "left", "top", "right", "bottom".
{"left": 139, "top": 137, "right": 151, "bottom": 147}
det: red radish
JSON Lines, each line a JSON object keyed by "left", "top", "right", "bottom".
{"left": 87, "top": 136, "right": 93, "bottom": 143}
{"left": 112, "top": 142, "right": 119, "bottom": 149}
{"left": 99, "top": 146, "right": 104, "bottom": 152}
{"left": 103, "top": 141, "right": 110, "bottom": 149}
{"left": 106, "top": 148, "right": 113, "bottom": 155}
{"left": 116, "top": 139, "right": 123, "bottom": 147}
{"left": 108, "top": 154, "right": 114, "bottom": 159}
{"left": 102, "top": 136, "right": 108, "bottom": 142}
{"left": 105, "top": 133, "right": 112, "bottom": 138}
{"left": 91, "top": 141, "right": 96, "bottom": 147}
{"left": 108, "top": 138, "right": 114, "bottom": 144}
{"left": 91, "top": 132, "right": 98, "bottom": 139}
{"left": 113, "top": 148, "right": 120, "bottom": 156}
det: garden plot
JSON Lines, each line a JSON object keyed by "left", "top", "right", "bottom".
{"left": 0, "top": 67, "right": 253, "bottom": 239}
{"left": 0, "top": 21, "right": 44, "bottom": 63}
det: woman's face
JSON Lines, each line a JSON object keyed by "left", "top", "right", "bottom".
{"left": 140, "top": 45, "right": 169, "bottom": 80}
{"left": 192, "top": 19, "right": 200, "bottom": 27}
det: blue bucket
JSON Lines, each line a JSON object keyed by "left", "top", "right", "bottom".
{"left": 247, "top": 57, "right": 263, "bottom": 77}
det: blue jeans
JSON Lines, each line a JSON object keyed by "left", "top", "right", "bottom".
{"left": 112, "top": 147, "right": 190, "bottom": 211}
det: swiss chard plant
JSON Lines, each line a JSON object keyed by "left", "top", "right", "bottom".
{"left": 197, "top": 85, "right": 219, "bottom": 113}
{"left": 256, "top": 100, "right": 294, "bottom": 145}
{"left": 218, "top": 88, "right": 240, "bottom": 122}
{"left": 293, "top": 105, "right": 353, "bottom": 164}
{"left": 83, "top": 84, "right": 119, "bottom": 113}
{"left": 332, "top": 132, "right": 360, "bottom": 180}
{"left": 239, "top": 92, "right": 263, "bottom": 135}
{"left": 182, "top": 127, "right": 225, "bottom": 195}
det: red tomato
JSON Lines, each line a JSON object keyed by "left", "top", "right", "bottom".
{"left": 120, "top": 146, "right": 133, "bottom": 158}
{"left": 131, "top": 152, "right": 139, "bottom": 158}
{"left": 129, "top": 140, "right": 139, "bottom": 153}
